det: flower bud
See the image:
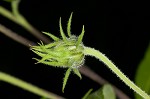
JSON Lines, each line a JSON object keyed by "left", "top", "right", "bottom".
{"left": 31, "top": 13, "right": 85, "bottom": 92}
{"left": 31, "top": 35, "right": 85, "bottom": 68}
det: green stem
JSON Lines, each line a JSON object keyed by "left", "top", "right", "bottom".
{"left": 0, "top": 71, "right": 65, "bottom": 99}
{"left": 11, "top": 0, "right": 20, "bottom": 16}
{"left": 0, "top": 6, "right": 50, "bottom": 43}
{"left": 0, "top": 6, "right": 18, "bottom": 23}
{"left": 84, "top": 47, "right": 150, "bottom": 99}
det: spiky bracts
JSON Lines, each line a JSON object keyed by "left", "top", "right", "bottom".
{"left": 31, "top": 13, "right": 85, "bottom": 92}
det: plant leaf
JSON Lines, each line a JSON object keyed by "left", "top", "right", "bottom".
{"left": 102, "top": 84, "right": 116, "bottom": 99}
{"left": 84, "top": 84, "right": 116, "bottom": 99}
{"left": 135, "top": 44, "right": 150, "bottom": 99}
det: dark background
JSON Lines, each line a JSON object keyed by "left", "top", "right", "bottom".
{"left": 0, "top": 0, "right": 150, "bottom": 98}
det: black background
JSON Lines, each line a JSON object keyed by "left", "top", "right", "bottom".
{"left": 0, "top": 0, "right": 150, "bottom": 99}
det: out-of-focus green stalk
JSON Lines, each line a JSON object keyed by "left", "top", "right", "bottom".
{"left": 0, "top": 71, "right": 65, "bottom": 99}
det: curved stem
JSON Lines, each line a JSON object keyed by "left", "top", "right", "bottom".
{"left": 84, "top": 47, "right": 150, "bottom": 99}
{"left": 0, "top": 71, "right": 65, "bottom": 99}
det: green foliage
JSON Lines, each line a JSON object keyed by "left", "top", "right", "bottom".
{"left": 1, "top": 0, "right": 150, "bottom": 98}
{"left": 82, "top": 84, "right": 116, "bottom": 99}
{"left": 0, "top": 1, "right": 150, "bottom": 97}
{"left": 31, "top": 13, "right": 85, "bottom": 92}
{"left": 135, "top": 44, "right": 150, "bottom": 99}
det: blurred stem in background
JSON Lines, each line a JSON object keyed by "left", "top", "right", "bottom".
{"left": 0, "top": 72, "right": 65, "bottom": 99}
{"left": 0, "top": 20, "right": 65, "bottom": 98}
{"left": 0, "top": 24, "right": 36, "bottom": 46}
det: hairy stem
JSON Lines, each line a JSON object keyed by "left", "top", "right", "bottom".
{"left": 84, "top": 47, "right": 150, "bottom": 99}
{"left": 0, "top": 71, "right": 65, "bottom": 99}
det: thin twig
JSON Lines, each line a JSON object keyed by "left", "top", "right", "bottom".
{"left": 0, "top": 24, "right": 36, "bottom": 47}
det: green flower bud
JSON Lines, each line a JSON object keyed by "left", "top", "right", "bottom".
{"left": 31, "top": 12, "right": 85, "bottom": 69}
{"left": 31, "top": 35, "right": 85, "bottom": 68}
{"left": 31, "top": 13, "right": 85, "bottom": 92}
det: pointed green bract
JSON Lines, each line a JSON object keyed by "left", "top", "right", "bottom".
{"left": 31, "top": 49, "right": 45, "bottom": 57}
{"left": 62, "top": 68, "right": 71, "bottom": 92}
{"left": 33, "top": 58, "right": 66, "bottom": 67}
{"left": 42, "top": 32, "right": 60, "bottom": 41}
{"left": 42, "top": 41, "right": 60, "bottom": 49}
{"left": 67, "top": 12, "right": 73, "bottom": 37}
{"left": 76, "top": 25, "right": 85, "bottom": 47}
{"left": 37, "top": 55, "right": 53, "bottom": 63}
{"left": 37, "top": 41, "right": 48, "bottom": 52}
{"left": 59, "top": 17, "right": 67, "bottom": 42}
{"left": 73, "top": 68, "right": 82, "bottom": 79}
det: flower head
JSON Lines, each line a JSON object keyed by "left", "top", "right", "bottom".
{"left": 31, "top": 13, "right": 85, "bottom": 92}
